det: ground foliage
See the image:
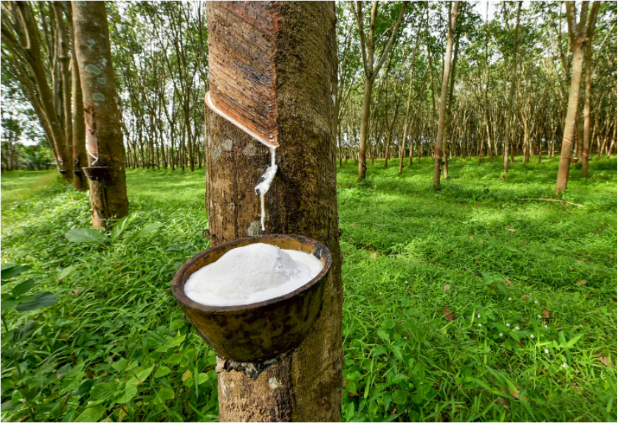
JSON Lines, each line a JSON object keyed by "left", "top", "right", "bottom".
{"left": 1, "top": 157, "right": 616, "bottom": 422}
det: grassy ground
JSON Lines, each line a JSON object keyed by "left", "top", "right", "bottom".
{"left": 1, "top": 170, "right": 56, "bottom": 206}
{"left": 1, "top": 156, "right": 616, "bottom": 422}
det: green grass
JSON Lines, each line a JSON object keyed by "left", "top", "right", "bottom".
{"left": 1, "top": 170, "right": 57, "bottom": 206}
{"left": 1, "top": 157, "right": 616, "bottom": 422}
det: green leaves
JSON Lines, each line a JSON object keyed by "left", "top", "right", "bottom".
{"left": 1, "top": 264, "right": 56, "bottom": 314}
{"left": 564, "top": 333, "right": 584, "bottom": 349}
{"left": 111, "top": 214, "right": 139, "bottom": 241}
{"left": 1, "top": 264, "right": 30, "bottom": 283}
{"left": 377, "top": 330, "right": 390, "bottom": 343}
{"left": 137, "top": 222, "right": 164, "bottom": 237}
{"left": 74, "top": 405, "right": 106, "bottom": 422}
{"left": 11, "top": 279, "right": 34, "bottom": 297}
{"left": 156, "top": 387, "right": 175, "bottom": 402}
{"left": 392, "top": 390, "right": 408, "bottom": 405}
{"left": 65, "top": 218, "right": 163, "bottom": 245}
{"left": 65, "top": 228, "right": 105, "bottom": 243}
{"left": 111, "top": 358, "right": 128, "bottom": 372}
{"left": 136, "top": 365, "right": 155, "bottom": 383}
{"left": 15, "top": 292, "right": 57, "bottom": 311}
{"left": 154, "top": 366, "right": 171, "bottom": 378}
{"left": 90, "top": 383, "right": 117, "bottom": 401}
{"left": 116, "top": 386, "right": 138, "bottom": 404}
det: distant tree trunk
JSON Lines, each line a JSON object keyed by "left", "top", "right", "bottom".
{"left": 556, "top": 2, "right": 599, "bottom": 195}
{"left": 424, "top": 4, "right": 437, "bottom": 159}
{"left": 384, "top": 83, "right": 403, "bottom": 168}
{"left": 607, "top": 120, "right": 616, "bottom": 159}
{"left": 205, "top": 3, "right": 342, "bottom": 421}
{"left": 581, "top": 4, "right": 599, "bottom": 177}
{"left": 2, "top": 2, "right": 71, "bottom": 180}
{"left": 443, "top": 30, "right": 460, "bottom": 179}
{"left": 399, "top": 29, "right": 420, "bottom": 174}
{"left": 433, "top": 1, "right": 459, "bottom": 190}
{"left": 538, "top": 130, "right": 543, "bottom": 163}
{"left": 358, "top": 77, "right": 373, "bottom": 179}
{"left": 72, "top": 1, "right": 129, "bottom": 227}
{"left": 352, "top": 1, "right": 408, "bottom": 181}
{"left": 504, "top": 2, "right": 522, "bottom": 174}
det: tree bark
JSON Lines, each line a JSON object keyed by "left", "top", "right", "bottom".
{"left": 66, "top": 3, "right": 88, "bottom": 191}
{"left": 205, "top": 3, "right": 342, "bottom": 421}
{"left": 504, "top": 2, "right": 522, "bottom": 174}
{"left": 358, "top": 77, "right": 373, "bottom": 180}
{"left": 2, "top": 2, "right": 71, "bottom": 179}
{"left": 352, "top": 1, "right": 408, "bottom": 181}
{"left": 433, "top": 1, "right": 459, "bottom": 190}
{"left": 52, "top": 3, "right": 74, "bottom": 181}
{"left": 384, "top": 83, "right": 403, "bottom": 168}
{"left": 444, "top": 30, "right": 460, "bottom": 179}
{"left": 72, "top": 1, "right": 129, "bottom": 227}
{"left": 582, "top": 3, "right": 600, "bottom": 177}
{"left": 556, "top": 2, "right": 597, "bottom": 195}
{"left": 399, "top": 32, "right": 420, "bottom": 174}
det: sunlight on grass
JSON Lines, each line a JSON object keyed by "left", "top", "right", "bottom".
{"left": 1, "top": 170, "right": 58, "bottom": 206}
{"left": 1, "top": 157, "right": 616, "bottom": 421}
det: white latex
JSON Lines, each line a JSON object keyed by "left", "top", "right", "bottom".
{"left": 184, "top": 243, "right": 324, "bottom": 306}
{"left": 254, "top": 146, "right": 277, "bottom": 231}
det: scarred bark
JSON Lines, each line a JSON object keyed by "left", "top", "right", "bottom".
{"left": 72, "top": 1, "right": 128, "bottom": 226}
{"left": 205, "top": 3, "right": 342, "bottom": 421}
{"left": 52, "top": 3, "right": 74, "bottom": 180}
{"left": 66, "top": 3, "right": 88, "bottom": 191}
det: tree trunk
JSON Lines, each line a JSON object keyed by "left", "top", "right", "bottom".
{"left": 504, "top": 2, "right": 522, "bottom": 174}
{"left": 555, "top": 2, "right": 597, "bottom": 195}
{"left": 3, "top": 2, "right": 71, "bottom": 179}
{"left": 53, "top": 2, "right": 75, "bottom": 182}
{"left": 399, "top": 33, "right": 420, "bottom": 174}
{"left": 72, "top": 1, "right": 129, "bottom": 227}
{"left": 67, "top": 4, "right": 88, "bottom": 191}
{"left": 69, "top": 25, "right": 88, "bottom": 190}
{"left": 358, "top": 77, "right": 373, "bottom": 180}
{"left": 205, "top": 3, "right": 342, "bottom": 421}
{"left": 433, "top": 1, "right": 459, "bottom": 190}
{"left": 582, "top": 4, "right": 599, "bottom": 177}
{"left": 443, "top": 31, "right": 460, "bottom": 179}
{"left": 384, "top": 83, "right": 403, "bottom": 168}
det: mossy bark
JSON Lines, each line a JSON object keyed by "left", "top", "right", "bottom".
{"left": 205, "top": 2, "right": 342, "bottom": 421}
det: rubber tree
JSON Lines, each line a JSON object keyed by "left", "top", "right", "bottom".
{"left": 582, "top": 3, "right": 600, "bottom": 177}
{"left": 72, "top": 1, "right": 129, "bottom": 227}
{"left": 399, "top": 24, "right": 421, "bottom": 174}
{"left": 1, "top": 2, "right": 72, "bottom": 179}
{"left": 65, "top": 2, "right": 88, "bottom": 191}
{"left": 432, "top": 1, "right": 460, "bottom": 191}
{"left": 204, "top": 2, "right": 342, "bottom": 421}
{"left": 503, "top": 2, "right": 522, "bottom": 174}
{"left": 555, "top": 1, "right": 600, "bottom": 195}
{"left": 351, "top": 1, "right": 408, "bottom": 181}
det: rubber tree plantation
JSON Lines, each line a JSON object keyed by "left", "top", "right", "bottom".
{"left": 1, "top": 1, "right": 616, "bottom": 422}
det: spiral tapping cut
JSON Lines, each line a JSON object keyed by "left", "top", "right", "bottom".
{"left": 254, "top": 146, "right": 277, "bottom": 231}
